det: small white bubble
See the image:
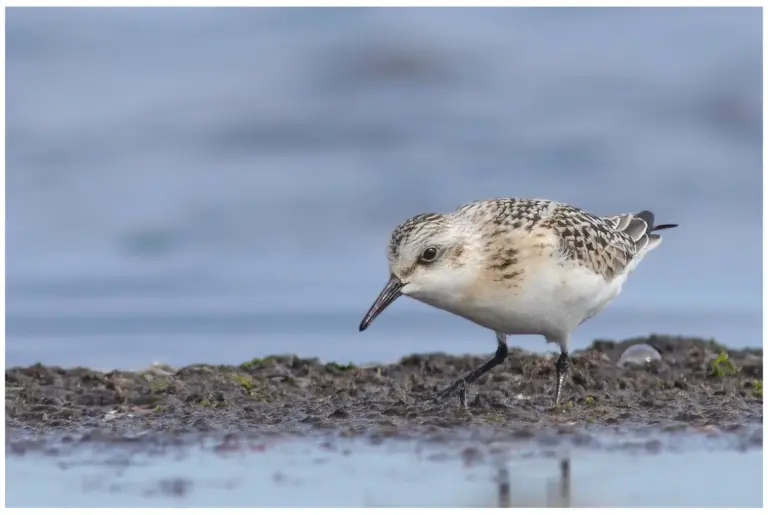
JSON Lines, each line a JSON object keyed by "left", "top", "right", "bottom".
{"left": 617, "top": 343, "right": 662, "bottom": 367}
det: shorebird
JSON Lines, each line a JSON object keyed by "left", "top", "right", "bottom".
{"left": 358, "top": 198, "right": 677, "bottom": 404}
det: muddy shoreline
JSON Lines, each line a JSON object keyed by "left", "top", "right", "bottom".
{"left": 5, "top": 335, "right": 763, "bottom": 444}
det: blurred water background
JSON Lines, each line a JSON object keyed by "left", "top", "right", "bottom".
{"left": 5, "top": 7, "right": 763, "bottom": 370}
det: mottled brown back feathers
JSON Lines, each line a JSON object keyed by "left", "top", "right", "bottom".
{"left": 456, "top": 198, "right": 677, "bottom": 281}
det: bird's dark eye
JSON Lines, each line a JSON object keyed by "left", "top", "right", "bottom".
{"left": 419, "top": 247, "right": 439, "bottom": 263}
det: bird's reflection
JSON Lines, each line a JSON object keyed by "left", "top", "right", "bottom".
{"left": 496, "top": 457, "right": 571, "bottom": 508}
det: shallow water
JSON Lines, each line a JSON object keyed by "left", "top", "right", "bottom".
{"left": 5, "top": 431, "right": 763, "bottom": 508}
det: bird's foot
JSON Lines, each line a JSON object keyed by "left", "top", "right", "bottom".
{"left": 434, "top": 377, "right": 469, "bottom": 405}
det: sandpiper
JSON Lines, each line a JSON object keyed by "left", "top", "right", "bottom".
{"left": 359, "top": 198, "right": 677, "bottom": 404}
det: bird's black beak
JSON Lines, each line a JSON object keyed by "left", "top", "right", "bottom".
{"left": 359, "top": 274, "right": 403, "bottom": 332}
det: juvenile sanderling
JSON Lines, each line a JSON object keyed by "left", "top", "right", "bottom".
{"left": 358, "top": 198, "right": 678, "bottom": 405}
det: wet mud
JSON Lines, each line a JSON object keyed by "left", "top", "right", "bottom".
{"left": 5, "top": 335, "right": 763, "bottom": 443}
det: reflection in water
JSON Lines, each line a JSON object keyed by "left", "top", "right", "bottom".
{"left": 497, "top": 464, "right": 510, "bottom": 507}
{"left": 559, "top": 458, "right": 571, "bottom": 507}
{"left": 4, "top": 435, "right": 762, "bottom": 508}
{"left": 497, "top": 457, "right": 572, "bottom": 508}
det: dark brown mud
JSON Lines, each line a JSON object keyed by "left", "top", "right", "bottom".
{"left": 5, "top": 335, "right": 763, "bottom": 443}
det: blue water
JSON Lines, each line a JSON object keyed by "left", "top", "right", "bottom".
{"left": 5, "top": 7, "right": 763, "bottom": 371}
{"left": 5, "top": 432, "right": 763, "bottom": 507}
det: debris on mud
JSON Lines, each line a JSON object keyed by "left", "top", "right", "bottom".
{"left": 5, "top": 335, "right": 763, "bottom": 439}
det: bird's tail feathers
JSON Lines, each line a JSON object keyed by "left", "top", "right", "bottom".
{"left": 603, "top": 210, "right": 678, "bottom": 254}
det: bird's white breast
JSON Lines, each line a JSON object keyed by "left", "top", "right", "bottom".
{"left": 412, "top": 258, "right": 624, "bottom": 342}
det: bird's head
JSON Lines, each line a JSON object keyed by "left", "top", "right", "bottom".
{"left": 359, "top": 212, "right": 477, "bottom": 331}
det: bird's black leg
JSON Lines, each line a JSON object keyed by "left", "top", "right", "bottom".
{"left": 436, "top": 333, "right": 508, "bottom": 400}
{"left": 554, "top": 351, "right": 569, "bottom": 405}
